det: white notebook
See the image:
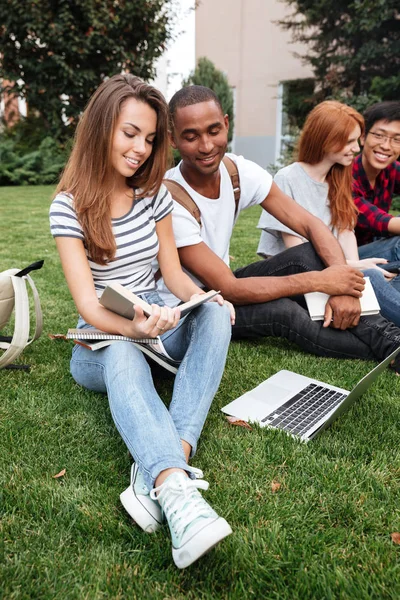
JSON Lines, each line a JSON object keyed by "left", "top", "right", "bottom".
{"left": 304, "top": 277, "right": 380, "bottom": 321}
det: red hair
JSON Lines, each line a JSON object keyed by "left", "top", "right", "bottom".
{"left": 298, "top": 100, "right": 364, "bottom": 231}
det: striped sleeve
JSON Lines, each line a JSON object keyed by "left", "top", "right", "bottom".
{"left": 49, "top": 193, "right": 84, "bottom": 240}
{"left": 152, "top": 184, "right": 173, "bottom": 222}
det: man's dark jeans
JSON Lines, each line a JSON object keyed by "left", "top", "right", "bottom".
{"left": 232, "top": 243, "right": 400, "bottom": 361}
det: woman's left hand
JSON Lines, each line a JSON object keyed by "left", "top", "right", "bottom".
{"left": 218, "top": 296, "right": 236, "bottom": 325}
{"left": 190, "top": 292, "right": 235, "bottom": 325}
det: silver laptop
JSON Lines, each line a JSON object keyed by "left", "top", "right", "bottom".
{"left": 221, "top": 346, "right": 400, "bottom": 441}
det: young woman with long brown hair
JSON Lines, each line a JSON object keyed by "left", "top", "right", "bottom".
{"left": 49, "top": 73, "right": 233, "bottom": 568}
{"left": 257, "top": 100, "right": 400, "bottom": 327}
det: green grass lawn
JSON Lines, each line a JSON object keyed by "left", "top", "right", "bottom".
{"left": 1, "top": 186, "right": 399, "bottom": 599}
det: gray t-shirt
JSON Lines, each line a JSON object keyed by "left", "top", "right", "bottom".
{"left": 257, "top": 162, "right": 334, "bottom": 257}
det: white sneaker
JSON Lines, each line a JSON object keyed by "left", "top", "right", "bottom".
{"left": 120, "top": 464, "right": 163, "bottom": 533}
{"left": 151, "top": 471, "right": 232, "bottom": 569}
{"left": 190, "top": 466, "right": 204, "bottom": 479}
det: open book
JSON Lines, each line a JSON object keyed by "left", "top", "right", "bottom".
{"left": 304, "top": 277, "right": 380, "bottom": 321}
{"left": 99, "top": 283, "right": 219, "bottom": 320}
{"left": 66, "top": 328, "right": 180, "bottom": 374}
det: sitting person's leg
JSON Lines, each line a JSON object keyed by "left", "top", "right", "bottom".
{"left": 253, "top": 239, "right": 400, "bottom": 321}
{"left": 234, "top": 241, "right": 325, "bottom": 279}
{"left": 70, "top": 305, "right": 232, "bottom": 569}
{"left": 70, "top": 342, "right": 190, "bottom": 486}
{"left": 358, "top": 236, "right": 400, "bottom": 262}
{"left": 152, "top": 302, "right": 233, "bottom": 568}
{"left": 231, "top": 295, "right": 400, "bottom": 364}
{"left": 162, "top": 302, "right": 231, "bottom": 459}
{"left": 387, "top": 273, "right": 400, "bottom": 294}
{"left": 363, "top": 268, "right": 400, "bottom": 327}
{"left": 231, "top": 244, "right": 400, "bottom": 363}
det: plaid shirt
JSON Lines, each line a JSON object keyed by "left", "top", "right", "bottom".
{"left": 352, "top": 153, "right": 400, "bottom": 246}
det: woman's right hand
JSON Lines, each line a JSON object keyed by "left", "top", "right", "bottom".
{"left": 127, "top": 304, "right": 181, "bottom": 339}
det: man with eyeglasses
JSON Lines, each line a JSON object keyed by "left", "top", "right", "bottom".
{"left": 352, "top": 101, "right": 400, "bottom": 264}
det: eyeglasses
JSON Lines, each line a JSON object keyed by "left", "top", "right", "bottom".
{"left": 368, "top": 131, "right": 400, "bottom": 147}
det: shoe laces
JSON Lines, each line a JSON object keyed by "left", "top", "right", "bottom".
{"left": 150, "top": 474, "right": 214, "bottom": 539}
{"left": 130, "top": 463, "right": 203, "bottom": 494}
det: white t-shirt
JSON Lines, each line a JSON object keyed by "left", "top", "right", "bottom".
{"left": 156, "top": 153, "right": 273, "bottom": 306}
{"left": 49, "top": 185, "right": 173, "bottom": 297}
{"left": 257, "top": 162, "right": 334, "bottom": 257}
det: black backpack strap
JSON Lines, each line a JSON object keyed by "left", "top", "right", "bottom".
{"left": 15, "top": 260, "right": 44, "bottom": 278}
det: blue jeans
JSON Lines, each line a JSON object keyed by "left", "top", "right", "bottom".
{"left": 70, "top": 294, "right": 231, "bottom": 489}
{"left": 358, "top": 236, "right": 400, "bottom": 293}
{"left": 358, "top": 236, "right": 400, "bottom": 262}
{"left": 363, "top": 268, "right": 400, "bottom": 327}
{"left": 232, "top": 243, "right": 400, "bottom": 361}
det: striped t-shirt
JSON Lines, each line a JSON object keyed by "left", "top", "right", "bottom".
{"left": 49, "top": 185, "right": 173, "bottom": 296}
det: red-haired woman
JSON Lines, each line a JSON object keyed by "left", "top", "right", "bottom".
{"left": 257, "top": 100, "right": 400, "bottom": 326}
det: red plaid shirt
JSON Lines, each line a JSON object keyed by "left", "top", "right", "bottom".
{"left": 352, "top": 153, "right": 400, "bottom": 246}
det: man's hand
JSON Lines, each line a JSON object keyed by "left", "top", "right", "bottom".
{"left": 323, "top": 295, "right": 361, "bottom": 329}
{"left": 316, "top": 265, "right": 365, "bottom": 297}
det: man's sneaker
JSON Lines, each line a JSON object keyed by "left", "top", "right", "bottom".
{"left": 120, "top": 463, "right": 163, "bottom": 533}
{"left": 150, "top": 471, "right": 232, "bottom": 569}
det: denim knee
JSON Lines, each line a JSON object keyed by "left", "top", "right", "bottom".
{"left": 363, "top": 268, "right": 386, "bottom": 284}
{"left": 199, "top": 301, "right": 232, "bottom": 340}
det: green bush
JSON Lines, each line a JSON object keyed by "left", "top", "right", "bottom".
{"left": 0, "top": 134, "right": 67, "bottom": 186}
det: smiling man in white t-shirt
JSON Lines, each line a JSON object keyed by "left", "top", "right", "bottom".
{"left": 156, "top": 85, "right": 400, "bottom": 363}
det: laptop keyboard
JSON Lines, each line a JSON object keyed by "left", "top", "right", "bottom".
{"left": 261, "top": 383, "right": 347, "bottom": 437}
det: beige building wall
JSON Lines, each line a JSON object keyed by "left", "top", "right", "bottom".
{"left": 195, "top": 0, "right": 313, "bottom": 166}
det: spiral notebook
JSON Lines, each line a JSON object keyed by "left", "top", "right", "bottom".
{"left": 66, "top": 329, "right": 180, "bottom": 374}
{"left": 66, "top": 328, "right": 157, "bottom": 343}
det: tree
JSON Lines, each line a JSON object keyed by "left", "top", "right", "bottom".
{"left": 280, "top": 0, "right": 400, "bottom": 105}
{"left": 0, "top": 0, "right": 175, "bottom": 141}
{"left": 183, "top": 57, "right": 234, "bottom": 143}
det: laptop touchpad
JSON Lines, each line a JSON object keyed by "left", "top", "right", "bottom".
{"left": 250, "top": 382, "right": 292, "bottom": 405}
